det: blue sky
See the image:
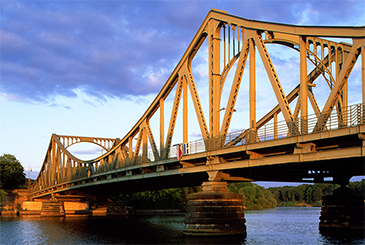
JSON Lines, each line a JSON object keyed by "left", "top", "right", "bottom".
{"left": 1, "top": 0, "right": 364, "bottom": 186}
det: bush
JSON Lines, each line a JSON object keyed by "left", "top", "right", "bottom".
{"left": 0, "top": 189, "right": 7, "bottom": 206}
{"left": 312, "top": 201, "right": 322, "bottom": 207}
{"left": 16, "top": 203, "right": 22, "bottom": 211}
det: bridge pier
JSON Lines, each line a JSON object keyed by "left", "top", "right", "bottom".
{"left": 184, "top": 171, "right": 246, "bottom": 236}
{"left": 319, "top": 176, "right": 365, "bottom": 237}
{"left": 40, "top": 196, "right": 65, "bottom": 217}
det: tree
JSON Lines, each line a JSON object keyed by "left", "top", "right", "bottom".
{"left": 119, "top": 187, "right": 189, "bottom": 210}
{"left": 349, "top": 180, "right": 365, "bottom": 196}
{"left": 304, "top": 185, "right": 314, "bottom": 204}
{"left": 0, "top": 154, "right": 26, "bottom": 190}
{"left": 228, "top": 182, "right": 277, "bottom": 209}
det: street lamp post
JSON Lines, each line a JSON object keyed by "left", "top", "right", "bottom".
{"left": 28, "top": 167, "right": 32, "bottom": 189}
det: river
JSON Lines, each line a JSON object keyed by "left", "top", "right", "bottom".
{"left": 0, "top": 207, "right": 364, "bottom": 244}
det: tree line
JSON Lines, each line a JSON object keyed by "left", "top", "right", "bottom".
{"left": 118, "top": 187, "right": 199, "bottom": 211}
{"left": 268, "top": 180, "right": 365, "bottom": 207}
{"left": 118, "top": 180, "right": 364, "bottom": 210}
{"left": 228, "top": 182, "right": 277, "bottom": 209}
{"left": 118, "top": 182, "right": 278, "bottom": 210}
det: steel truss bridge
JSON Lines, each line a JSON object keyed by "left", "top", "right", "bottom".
{"left": 30, "top": 9, "right": 365, "bottom": 199}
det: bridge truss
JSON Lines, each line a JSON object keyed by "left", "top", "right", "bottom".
{"left": 30, "top": 9, "right": 365, "bottom": 199}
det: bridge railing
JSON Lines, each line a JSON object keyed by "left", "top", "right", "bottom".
{"left": 30, "top": 103, "right": 364, "bottom": 196}
{"left": 179, "top": 102, "right": 365, "bottom": 155}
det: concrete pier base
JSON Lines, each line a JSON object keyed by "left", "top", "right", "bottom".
{"left": 40, "top": 197, "right": 65, "bottom": 217}
{"left": 183, "top": 181, "right": 246, "bottom": 236}
{"left": 319, "top": 186, "right": 365, "bottom": 237}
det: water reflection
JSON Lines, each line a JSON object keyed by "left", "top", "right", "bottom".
{"left": 0, "top": 208, "right": 364, "bottom": 245}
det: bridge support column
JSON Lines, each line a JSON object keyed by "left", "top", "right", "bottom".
{"left": 184, "top": 171, "right": 246, "bottom": 236}
{"left": 319, "top": 176, "right": 365, "bottom": 237}
{"left": 40, "top": 196, "right": 65, "bottom": 217}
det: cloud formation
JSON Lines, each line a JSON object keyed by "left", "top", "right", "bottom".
{"left": 1, "top": 0, "right": 364, "bottom": 104}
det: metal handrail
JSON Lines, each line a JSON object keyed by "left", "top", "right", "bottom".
{"left": 29, "top": 103, "right": 365, "bottom": 194}
{"left": 172, "top": 102, "right": 365, "bottom": 155}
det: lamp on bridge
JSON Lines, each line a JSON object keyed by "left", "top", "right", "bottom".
{"left": 28, "top": 167, "right": 32, "bottom": 189}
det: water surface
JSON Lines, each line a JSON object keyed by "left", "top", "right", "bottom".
{"left": 1, "top": 207, "right": 364, "bottom": 244}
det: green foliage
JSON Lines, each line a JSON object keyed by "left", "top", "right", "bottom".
{"left": 116, "top": 180, "right": 364, "bottom": 211}
{"left": 349, "top": 179, "right": 365, "bottom": 196}
{"left": 268, "top": 181, "right": 364, "bottom": 206}
{"left": 312, "top": 201, "right": 322, "bottom": 207}
{"left": 0, "top": 154, "right": 26, "bottom": 190}
{"left": 228, "top": 182, "right": 277, "bottom": 209}
{"left": 0, "top": 189, "right": 7, "bottom": 206}
{"left": 119, "top": 187, "right": 198, "bottom": 211}
{"left": 305, "top": 185, "right": 314, "bottom": 204}
{"left": 279, "top": 201, "right": 299, "bottom": 207}
{"left": 269, "top": 184, "right": 325, "bottom": 206}
{"left": 16, "top": 203, "right": 22, "bottom": 211}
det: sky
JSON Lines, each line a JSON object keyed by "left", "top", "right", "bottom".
{"left": 1, "top": 0, "right": 364, "bottom": 187}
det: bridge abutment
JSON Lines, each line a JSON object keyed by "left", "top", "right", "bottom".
{"left": 40, "top": 197, "right": 65, "bottom": 217}
{"left": 184, "top": 179, "right": 246, "bottom": 236}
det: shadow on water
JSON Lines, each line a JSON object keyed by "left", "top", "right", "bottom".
{"left": 184, "top": 235, "right": 246, "bottom": 245}
{"left": 55, "top": 215, "right": 186, "bottom": 244}
{"left": 319, "top": 229, "right": 365, "bottom": 245}
{"left": 0, "top": 215, "right": 247, "bottom": 244}
{"left": 320, "top": 235, "right": 365, "bottom": 245}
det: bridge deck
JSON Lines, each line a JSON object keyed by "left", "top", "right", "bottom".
{"left": 31, "top": 123, "right": 364, "bottom": 198}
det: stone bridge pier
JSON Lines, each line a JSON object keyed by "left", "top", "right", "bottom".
{"left": 319, "top": 175, "right": 365, "bottom": 237}
{"left": 184, "top": 170, "right": 247, "bottom": 236}
{"left": 183, "top": 169, "right": 364, "bottom": 237}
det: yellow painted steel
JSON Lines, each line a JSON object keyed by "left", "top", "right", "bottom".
{"left": 249, "top": 38, "right": 256, "bottom": 130}
{"left": 29, "top": 9, "right": 365, "bottom": 198}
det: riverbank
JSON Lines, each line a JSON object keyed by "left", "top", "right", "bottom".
{"left": 275, "top": 202, "right": 321, "bottom": 207}
{"left": 0, "top": 209, "right": 183, "bottom": 217}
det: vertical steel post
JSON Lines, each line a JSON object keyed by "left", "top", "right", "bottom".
{"left": 209, "top": 19, "right": 221, "bottom": 138}
{"left": 362, "top": 46, "right": 365, "bottom": 104}
{"left": 142, "top": 128, "right": 147, "bottom": 160}
{"left": 274, "top": 113, "right": 278, "bottom": 139}
{"left": 228, "top": 24, "right": 230, "bottom": 62}
{"left": 232, "top": 25, "right": 236, "bottom": 56}
{"left": 223, "top": 24, "right": 226, "bottom": 68}
{"left": 51, "top": 136, "right": 56, "bottom": 186}
{"left": 249, "top": 38, "right": 256, "bottom": 129}
{"left": 183, "top": 76, "right": 188, "bottom": 143}
{"left": 128, "top": 137, "right": 133, "bottom": 160}
{"left": 300, "top": 36, "right": 308, "bottom": 134}
{"left": 160, "top": 98, "right": 164, "bottom": 156}
{"left": 340, "top": 46, "right": 348, "bottom": 126}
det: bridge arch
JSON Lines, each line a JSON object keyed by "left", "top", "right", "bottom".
{"left": 66, "top": 140, "right": 109, "bottom": 152}
{"left": 264, "top": 36, "right": 338, "bottom": 89}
